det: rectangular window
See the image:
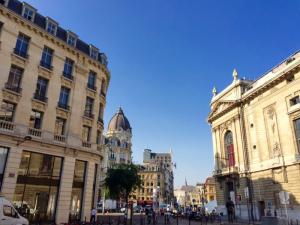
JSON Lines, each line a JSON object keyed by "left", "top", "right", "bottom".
{"left": 34, "top": 77, "right": 48, "bottom": 102}
{"left": 63, "top": 58, "right": 74, "bottom": 79}
{"left": 96, "top": 130, "right": 101, "bottom": 144}
{"left": 100, "top": 79, "right": 106, "bottom": 96}
{"left": 87, "top": 71, "right": 96, "bottom": 90}
{"left": 22, "top": 6, "right": 35, "bottom": 21}
{"left": 98, "top": 103, "right": 104, "bottom": 122}
{"left": 67, "top": 34, "right": 76, "bottom": 47}
{"left": 13, "top": 151, "right": 63, "bottom": 223}
{"left": 58, "top": 87, "right": 70, "bottom": 110}
{"left": 6, "top": 65, "right": 23, "bottom": 93}
{"left": 14, "top": 33, "right": 30, "bottom": 58}
{"left": 70, "top": 160, "right": 86, "bottom": 221}
{"left": 82, "top": 126, "right": 91, "bottom": 142}
{"left": 54, "top": 117, "right": 66, "bottom": 135}
{"left": 290, "top": 96, "right": 300, "bottom": 106}
{"left": 46, "top": 21, "right": 57, "bottom": 35}
{"left": 294, "top": 118, "right": 300, "bottom": 153}
{"left": 0, "top": 21, "right": 3, "bottom": 33}
{"left": 29, "top": 110, "right": 43, "bottom": 129}
{"left": 90, "top": 48, "right": 98, "bottom": 60}
{"left": 0, "top": 147, "right": 9, "bottom": 190}
{"left": 40, "top": 46, "right": 53, "bottom": 70}
{"left": 84, "top": 97, "right": 94, "bottom": 118}
{"left": 0, "top": 101, "right": 16, "bottom": 122}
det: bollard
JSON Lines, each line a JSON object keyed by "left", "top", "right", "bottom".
{"left": 176, "top": 214, "right": 178, "bottom": 225}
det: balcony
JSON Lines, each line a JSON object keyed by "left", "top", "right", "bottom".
{"left": 57, "top": 102, "right": 70, "bottom": 111}
{"left": 13, "top": 48, "right": 29, "bottom": 59}
{"left": 82, "top": 141, "right": 91, "bottom": 148}
{"left": 0, "top": 120, "right": 14, "bottom": 131}
{"left": 4, "top": 83, "right": 22, "bottom": 94}
{"left": 62, "top": 72, "right": 74, "bottom": 80}
{"left": 84, "top": 111, "right": 94, "bottom": 119}
{"left": 87, "top": 83, "right": 97, "bottom": 91}
{"left": 40, "top": 60, "right": 53, "bottom": 71}
{"left": 33, "top": 93, "right": 48, "bottom": 103}
{"left": 54, "top": 134, "right": 66, "bottom": 143}
{"left": 28, "top": 127, "right": 42, "bottom": 137}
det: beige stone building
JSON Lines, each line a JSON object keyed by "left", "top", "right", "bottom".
{"left": 204, "top": 177, "right": 216, "bottom": 203}
{"left": 208, "top": 51, "right": 300, "bottom": 220}
{"left": 130, "top": 149, "right": 174, "bottom": 206}
{"left": 0, "top": 0, "right": 110, "bottom": 224}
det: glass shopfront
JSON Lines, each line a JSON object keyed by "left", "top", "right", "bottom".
{"left": 13, "top": 151, "right": 63, "bottom": 223}
{"left": 69, "top": 160, "right": 86, "bottom": 221}
{"left": 0, "top": 146, "right": 9, "bottom": 190}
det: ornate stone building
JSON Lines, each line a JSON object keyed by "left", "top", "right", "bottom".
{"left": 208, "top": 52, "right": 300, "bottom": 220}
{"left": 0, "top": 0, "right": 109, "bottom": 224}
{"left": 99, "top": 107, "right": 132, "bottom": 204}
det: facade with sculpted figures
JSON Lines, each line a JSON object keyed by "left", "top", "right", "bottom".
{"left": 208, "top": 52, "right": 300, "bottom": 220}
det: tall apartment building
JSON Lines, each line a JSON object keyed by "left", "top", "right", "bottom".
{"left": 208, "top": 51, "right": 300, "bottom": 220}
{"left": 132, "top": 149, "right": 174, "bottom": 205}
{"left": 0, "top": 0, "right": 110, "bottom": 224}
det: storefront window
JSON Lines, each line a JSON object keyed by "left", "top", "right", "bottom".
{"left": 69, "top": 160, "right": 86, "bottom": 221}
{"left": 0, "top": 147, "right": 9, "bottom": 190}
{"left": 13, "top": 151, "right": 62, "bottom": 223}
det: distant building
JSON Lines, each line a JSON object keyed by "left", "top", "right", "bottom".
{"left": 208, "top": 52, "right": 300, "bottom": 220}
{"left": 99, "top": 107, "right": 132, "bottom": 203}
{"left": 204, "top": 177, "right": 216, "bottom": 202}
{"left": 0, "top": 1, "right": 109, "bottom": 224}
{"left": 130, "top": 149, "right": 174, "bottom": 205}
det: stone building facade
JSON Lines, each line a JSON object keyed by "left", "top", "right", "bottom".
{"left": 0, "top": 0, "right": 109, "bottom": 224}
{"left": 132, "top": 149, "right": 174, "bottom": 205}
{"left": 208, "top": 52, "right": 300, "bottom": 220}
{"left": 99, "top": 107, "right": 132, "bottom": 205}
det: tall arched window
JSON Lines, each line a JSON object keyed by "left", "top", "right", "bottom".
{"left": 224, "top": 131, "right": 235, "bottom": 167}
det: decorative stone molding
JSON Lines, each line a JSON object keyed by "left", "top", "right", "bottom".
{"left": 86, "top": 87, "right": 96, "bottom": 98}
{"left": 2, "top": 89, "right": 22, "bottom": 103}
{"left": 38, "top": 65, "right": 52, "bottom": 79}
{"left": 56, "top": 107, "right": 70, "bottom": 119}
{"left": 32, "top": 98, "right": 47, "bottom": 112}
{"left": 82, "top": 117, "right": 93, "bottom": 127}
{"left": 11, "top": 53, "right": 27, "bottom": 68}
{"left": 61, "top": 76, "right": 74, "bottom": 89}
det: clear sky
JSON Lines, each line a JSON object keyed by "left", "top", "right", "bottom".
{"left": 26, "top": 0, "right": 300, "bottom": 188}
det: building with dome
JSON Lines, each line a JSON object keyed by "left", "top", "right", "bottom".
{"left": 99, "top": 107, "right": 132, "bottom": 206}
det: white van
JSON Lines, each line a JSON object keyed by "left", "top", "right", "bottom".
{"left": 0, "top": 196, "right": 28, "bottom": 225}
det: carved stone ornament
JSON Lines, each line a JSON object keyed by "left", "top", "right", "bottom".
{"left": 32, "top": 99, "right": 46, "bottom": 112}
{"left": 38, "top": 66, "right": 52, "bottom": 79}
{"left": 56, "top": 107, "right": 70, "bottom": 119}
{"left": 2, "top": 90, "right": 21, "bottom": 103}
{"left": 75, "top": 63, "right": 88, "bottom": 75}
{"left": 86, "top": 88, "right": 96, "bottom": 98}
{"left": 82, "top": 117, "right": 93, "bottom": 126}
{"left": 61, "top": 76, "right": 73, "bottom": 89}
{"left": 11, "top": 53, "right": 26, "bottom": 68}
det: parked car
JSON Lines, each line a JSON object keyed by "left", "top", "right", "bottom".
{"left": 0, "top": 195, "right": 29, "bottom": 225}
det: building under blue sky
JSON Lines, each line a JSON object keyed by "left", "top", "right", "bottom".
{"left": 25, "top": 0, "right": 300, "bottom": 187}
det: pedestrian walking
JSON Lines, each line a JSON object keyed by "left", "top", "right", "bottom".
{"left": 226, "top": 197, "right": 235, "bottom": 223}
{"left": 90, "top": 207, "right": 97, "bottom": 223}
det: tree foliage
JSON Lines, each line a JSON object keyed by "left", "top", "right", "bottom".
{"left": 104, "top": 164, "right": 141, "bottom": 203}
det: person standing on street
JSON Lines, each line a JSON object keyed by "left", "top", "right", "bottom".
{"left": 90, "top": 207, "right": 97, "bottom": 223}
{"left": 226, "top": 197, "right": 235, "bottom": 223}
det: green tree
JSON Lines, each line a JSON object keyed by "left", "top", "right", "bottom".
{"left": 104, "top": 163, "right": 141, "bottom": 206}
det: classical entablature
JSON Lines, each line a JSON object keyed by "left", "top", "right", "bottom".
{"left": 208, "top": 100, "right": 239, "bottom": 123}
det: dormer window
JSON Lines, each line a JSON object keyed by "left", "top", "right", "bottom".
{"left": 67, "top": 31, "right": 77, "bottom": 47}
{"left": 46, "top": 18, "right": 58, "bottom": 36}
{"left": 22, "top": 3, "right": 36, "bottom": 22}
{"left": 89, "top": 45, "right": 98, "bottom": 60}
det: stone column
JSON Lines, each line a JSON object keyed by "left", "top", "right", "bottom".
{"left": 81, "top": 161, "right": 96, "bottom": 222}
{"left": 1, "top": 146, "right": 22, "bottom": 200}
{"left": 56, "top": 156, "right": 76, "bottom": 224}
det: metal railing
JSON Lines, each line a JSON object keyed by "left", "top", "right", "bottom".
{"left": 82, "top": 141, "right": 91, "bottom": 148}
{"left": 4, "top": 82, "right": 22, "bottom": 93}
{"left": 57, "top": 102, "right": 70, "bottom": 110}
{"left": 34, "top": 93, "right": 48, "bottom": 103}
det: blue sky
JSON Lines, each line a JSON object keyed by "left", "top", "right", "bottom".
{"left": 26, "top": 0, "right": 300, "bottom": 188}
